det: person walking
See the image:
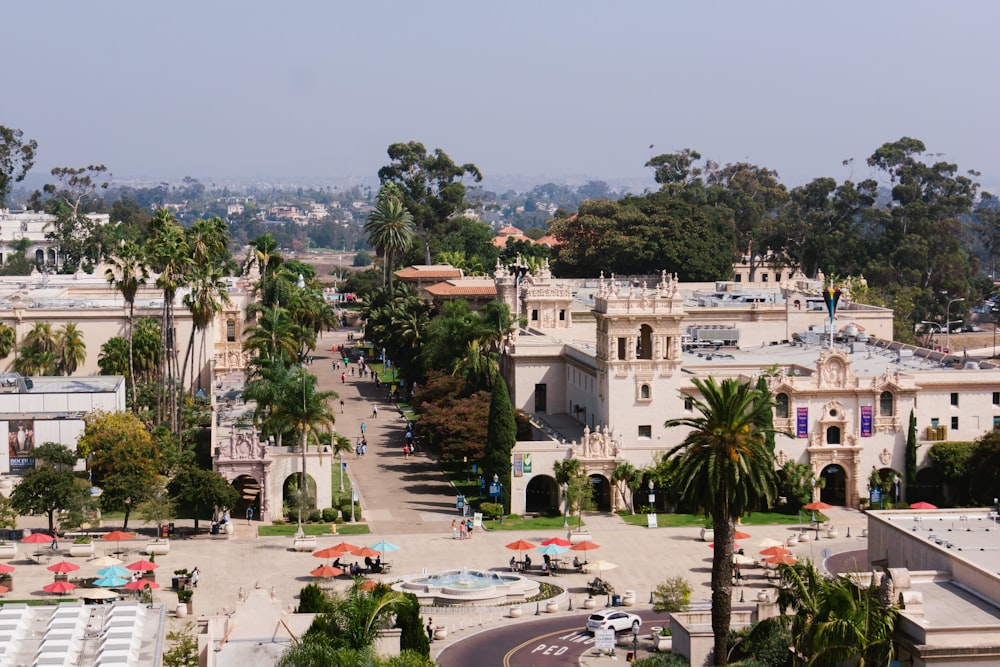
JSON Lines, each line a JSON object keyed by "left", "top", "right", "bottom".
{"left": 341, "top": 373, "right": 346, "bottom": 384}
{"left": 192, "top": 566, "right": 200, "bottom": 587}
{"left": 426, "top": 618, "right": 434, "bottom": 642}
{"left": 360, "top": 422, "right": 366, "bottom": 435}
{"left": 340, "top": 399, "right": 345, "bottom": 413}
{"left": 451, "top": 520, "right": 458, "bottom": 539}
{"left": 371, "top": 405, "right": 378, "bottom": 419}
{"left": 50, "top": 534, "right": 59, "bottom": 550}
{"left": 246, "top": 506, "right": 254, "bottom": 525}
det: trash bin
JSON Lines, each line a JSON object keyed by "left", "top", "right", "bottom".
{"left": 168, "top": 523, "right": 176, "bottom": 538}
{"left": 160, "top": 523, "right": 169, "bottom": 539}
{"left": 210, "top": 524, "right": 220, "bottom": 536}
{"left": 611, "top": 594, "right": 622, "bottom": 607}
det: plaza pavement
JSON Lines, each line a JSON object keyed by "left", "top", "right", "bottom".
{"left": 6, "top": 321, "right": 873, "bottom": 663}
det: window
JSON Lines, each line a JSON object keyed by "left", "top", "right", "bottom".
{"left": 775, "top": 393, "right": 789, "bottom": 419}
{"left": 994, "top": 416, "right": 1000, "bottom": 429}
{"left": 559, "top": 309, "right": 566, "bottom": 321}
{"left": 226, "top": 320, "right": 236, "bottom": 342}
{"left": 617, "top": 338, "right": 627, "bottom": 360}
{"left": 951, "top": 416, "right": 959, "bottom": 430}
{"left": 826, "top": 426, "right": 841, "bottom": 445}
{"left": 684, "top": 397, "right": 693, "bottom": 411}
{"left": 734, "top": 274, "right": 742, "bottom": 283}
{"left": 879, "top": 391, "right": 894, "bottom": 417}
{"left": 638, "top": 425, "right": 652, "bottom": 439}
{"left": 637, "top": 325, "right": 653, "bottom": 360}
{"left": 993, "top": 392, "right": 999, "bottom": 405}
{"left": 534, "top": 384, "right": 547, "bottom": 413}
{"left": 640, "top": 384, "right": 650, "bottom": 399}
{"left": 950, "top": 393, "right": 959, "bottom": 407}
{"left": 531, "top": 309, "right": 538, "bottom": 322}
{"left": 931, "top": 418, "right": 939, "bottom": 428}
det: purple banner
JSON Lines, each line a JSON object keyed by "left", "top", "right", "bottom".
{"left": 860, "top": 405, "right": 873, "bottom": 438}
{"left": 796, "top": 407, "right": 809, "bottom": 438}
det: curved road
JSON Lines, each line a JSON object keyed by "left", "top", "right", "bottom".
{"left": 437, "top": 610, "right": 668, "bottom": 667}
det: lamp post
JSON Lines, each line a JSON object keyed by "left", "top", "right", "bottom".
{"left": 920, "top": 321, "right": 942, "bottom": 349}
{"left": 648, "top": 479, "right": 655, "bottom": 512}
{"left": 946, "top": 297, "right": 965, "bottom": 353}
{"left": 494, "top": 473, "right": 504, "bottom": 524}
{"left": 563, "top": 482, "right": 570, "bottom": 529}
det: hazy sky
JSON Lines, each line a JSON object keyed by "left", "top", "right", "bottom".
{"left": 4, "top": 1, "right": 998, "bottom": 192}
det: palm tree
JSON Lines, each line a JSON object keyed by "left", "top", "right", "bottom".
{"left": 664, "top": 376, "right": 779, "bottom": 665}
{"left": 56, "top": 322, "right": 86, "bottom": 375}
{"left": 182, "top": 264, "right": 229, "bottom": 391}
{"left": 244, "top": 304, "right": 299, "bottom": 364}
{"left": 365, "top": 192, "right": 415, "bottom": 289}
{"left": 14, "top": 321, "right": 58, "bottom": 375}
{"left": 0, "top": 322, "right": 15, "bottom": 360}
{"left": 105, "top": 241, "right": 149, "bottom": 410}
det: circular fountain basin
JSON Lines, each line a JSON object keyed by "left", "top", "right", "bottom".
{"left": 394, "top": 568, "right": 540, "bottom": 606}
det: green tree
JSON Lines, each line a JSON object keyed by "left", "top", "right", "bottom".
{"left": 0, "top": 322, "right": 15, "bottom": 359}
{"left": 135, "top": 476, "right": 176, "bottom": 530}
{"left": 612, "top": 462, "right": 639, "bottom": 513}
{"left": 105, "top": 241, "right": 149, "bottom": 408}
{"left": 0, "top": 125, "right": 38, "bottom": 207}
{"left": 162, "top": 622, "right": 199, "bottom": 667}
{"left": 0, "top": 494, "right": 18, "bottom": 537}
{"left": 182, "top": 263, "right": 229, "bottom": 391}
{"left": 14, "top": 321, "right": 58, "bottom": 376}
{"left": 168, "top": 466, "right": 239, "bottom": 531}
{"left": 554, "top": 458, "right": 594, "bottom": 529}
{"left": 9, "top": 443, "right": 87, "bottom": 535}
{"left": 377, "top": 141, "right": 483, "bottom": 264}
{"left": 652, "top": 576, "right": 693, "bottom": 614}
{"left": 366, "top": 187, "right": 416, "bottom": 289}
{"left": 484, "top": 372, "right": 516, "bottom": 514}
{"left": 967, "top": 428, "right": 1000, "bottom": 505}
{"left": 56, "top": 322, "right": 87, "bottom": 375}
{"left": 665, "top": 377, "right": 778, "bottom": 665}
{"left": 31, "top": 165, "right": 111, "bottom": 273}
{"left": 304, "top": 581, "right": 417, "bottom": 651}
{"left": 79, "top": 410, "right": 161, "bottom": 529}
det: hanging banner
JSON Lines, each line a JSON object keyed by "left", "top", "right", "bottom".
{"left": 796, "top": 407, "right": 809, "bottom": 438}
{"left": 860, "top": 406, "right": 873, "bottom": 437}
{"left": 513, "top": 453, "right": 523, "bottom": 477}
{"left": 823, "top": 287, "right": 842, "bottom": 325}
{"left": 523, "top": 453, "right": 532, "bottom": 474}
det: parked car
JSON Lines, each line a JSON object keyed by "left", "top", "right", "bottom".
{"left": 586, "top": 609, "right": 642, "bottom": 633}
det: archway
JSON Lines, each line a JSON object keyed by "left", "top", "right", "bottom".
{"left": 589, "top": 474, "right": 611, "bottom": 512}
{"left": 231, "top": 474, "right": 261, "bottom": 520}
{"left": 282, "top": 473, "right": 317, "bottom": 522}
{"left": 914, "top": 467, "right": 945, "bottom": 507}
{"left": 34, "top": 248, "right": 43, "bottom": 265}
{"left": 877, "top": 467, "right": 903, "bottom": 507}
{"left": 819, "top": 464, "right": 847, "bottom": 506}
{"left": 525, "top": 475, "right": 559, "bottom": 515}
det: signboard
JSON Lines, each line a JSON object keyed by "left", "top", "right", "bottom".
{"left": 594, "top": 629, "right": 616, "bottom": 651}
{"left": 8, "top": 419, "right": 35, "bottom": 473}
{"left": 860, "top": 405, "right": 873, "bottom": 438}
{"left": 473, "top": 512, "right": 483, "bottom": 527}
{"left": 456, "top": 495, "right": 466, "bottom": 510}
{"left": 523, "top": 453, "right": 532, "bottom": 474}
{"left": 342, "top": 461, "right": 348, "bottom": 470}
{"left": 796, "top": 407, "right": 809, "bottom": 438}
{"left": 870, "top": 489, "right": 881, "bottom": 504}
{"left": 513, "top": 453, "right": 523, "bottom": 477}
{"left": 647, "top": 513, "right": 658, "bottom": 528}
{"left": 489, "top": 483, "right": 501, "bottom": 498}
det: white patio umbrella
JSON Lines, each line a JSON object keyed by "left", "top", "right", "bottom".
{"left": 733, "top": 553, "right": 756, "bottom": 566}
{"left": 580, "top": 560, "right": 618, "bottom": 576}
{"left": 756, "top": 537, "right": 784, "bottom": 549}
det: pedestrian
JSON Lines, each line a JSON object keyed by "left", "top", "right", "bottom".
{"left": 405, "top": 429, "right": 413, "bottom": 446}
{"left": 459, "top": 521, "right": 467, "bottom": 540}
{"left": 371, "top": 406, "right": 378, "bottom": 419}
{"left": 451, "top": 520, "right": 458, "bottom": 539}
{"left": 360, "top": 422, "right": 366, "bottom": 435}
{"left": 51, "top": 534, "right": 59, "bottom": 550}
{"left": 341, "top": 373, "right": 346, "bottom": 384}
{"left": 465, "top": 518, "right": 473, "bottom": 538}
{"left": 340, "top": 398, "right": 345, "bottom": 413}
{"left": 361, "top": 440, "right": 367, "bottom": 456}
{"left": 192, "top": 566, "right": 200, "bottom": 587}
{"left": 426, "top": 619, "right": 434, "bottom": 642}
{"left": 403, "top": 444, "right": 409, "bottom": 459}
{"left": 246, "top": 506, "right": 254, "bottom": 525}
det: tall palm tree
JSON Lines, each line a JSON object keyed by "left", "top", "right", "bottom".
{"left": 665, "top": 376, "right": 778, "bottom": 665}
{"left": 14, "top": 321, "right": 58, "bottom": 375}
{"left": 105, "top": 241, "right": 149, "bottom": 410}
{"left": 182, "top": 264, "right": 229, "bottom": 391}
{"left": 244, "top": 304, "right": 299, "bottom": 364}
{"left": 365, "top": 193, "right": 415, "bottom": 289}
{"left": 56, "top": 322, "right": 86, "bottom": 375}
{"left": 0, "top": 322, "right": 15, "bottom": 360}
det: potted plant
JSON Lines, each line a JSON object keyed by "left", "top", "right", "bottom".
{"left": 0, "top": 495, "right": 18, "bottom": 560}
{"left": 700, "top": 522, "right": 714, "bottom": 542}
{"left": 654, "top": 627, "right": 673, "bottom": 653}
{"left": 177, "top": 588, "right": 194, "bottom": 614}
{"left": 70, "top": 536, "right": 94, "bottom": 558}
{"left": 137, "top": 478, "right": 173, "bottom": 556}
{"left": 172, "top": 569, "right": 191, "bottom": 591}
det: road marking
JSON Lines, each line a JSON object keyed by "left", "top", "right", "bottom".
{"left": 503, "top": 629, "right": 592, "bottom": 666}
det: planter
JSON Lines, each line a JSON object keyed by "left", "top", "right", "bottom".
{"left": 69, "top": 543, "right": 94, "bottom": 558}
{"left": 654, "top": 635, "right": 673, "bottom": 653}
{"left": 786, "top": 536, "right": 799, "bottom": 547}
{"left": 799, "top": 532, "right": 811, "bottom": 542}
{"left": 583, "top": 597, "right": 597, "bottom": 609}
{"left": 0, "top": 542, "right": 18, "bottom": 560}
{"left": 621, "top": 593, "right": 635, "bottom": 607}
{"left": 545, "top": 601, "right": 559, "bottom": 613}
{"left": 293, "top": 536, "right": 317, "bottom": 552}
{"left": 861, "top": 528, "right": 869, "bottom": 538}
{"left": 757, "top": 590, "right": 772, "bottom": 603}
{"left": 145, "top": 540, "right": 170, "bottom": 556}
{"left": 700, "top": 527, "right": 714, "bottom": 542}
{"left": 509, "top": 606, "right": 523, "bottom": 618}
{"left": 224, "top": 522, "right": 235, "bottom": 537}
{"left": 433, "top": 627, "right": 447, "bottom": 641}
{"left": 826, "top": 527, "right": 838, "bottom": 539}
{"left": 567, "top": 530, "right": 592, "bottom": 545}
{"left": 176, "top": 603, "right": 188, "bottom": 618}
{"left": 186, "top": 601, "right": 193, "bottom": 614}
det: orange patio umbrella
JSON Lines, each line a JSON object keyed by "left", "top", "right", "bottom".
{"left": 541, "top": 537, "right": 572, "bottom": 547}
{"left": 47, "top": 561, "right": 80, "bottom": 574}
{"left": 311, "top": 564, "right": 343, "bottom": 578}
{"left": 802, "top": 501, "right": 832, "bottom": 511}
{"left": 125, "top": 579, "right": 160, "bottom": 591}
{"left": 351, "top": 547, "right": 382, "bottom": 559}
{"left": 357, "top": 579, "right": 377, "bottom": 591}
{"left": 101, "top": 531, "right": 136, "bottom": 554}
{"left": 569, "top": 540, "right": 601, "bottom": 564}
{"left": 764, "top": 554, "right": 797, "bottom": 566}
{"left": 21, "top": 532, "right": 54, "bottom": 545}
{"left": 910, "top": 501, "right": 937, "bottom": 510}
{"left": 314, "top": 542, "right": 360, "bottom": 559}
{"left": 0, "top": 585, "right": 8, "bottom": 595}
{"left": 733, "top": 530, "right": 752, "bottom": 540}
{"left": 43, "top": 580, "right": 76, "bottom": 595}
{"left": 759, "top": 546, "right": 791, "bottom": 557}
{"left": 505, "top": 539, "right": 537, "bottom": 560}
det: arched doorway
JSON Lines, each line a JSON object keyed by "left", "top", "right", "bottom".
{"left": 819, "top": 464, "right": 847, "bottom": 506}
{"left": 525, "top": 475, "right": 559, "bottom": 515}
{"left": 231, "top": 474, "right": 261, "bottom": 520}
{"left": 282, "top": 473, "right": 317, "bottom": 522}
{"left": 877, "top": 467, "right": 902, "bottom": 507}
{"left": 914, "top": 467, "right": 946, "bottom": 507}
{"left": 589, "top": 474, "right": 611, "bottom": 512}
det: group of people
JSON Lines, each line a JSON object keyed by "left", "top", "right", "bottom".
{"left": 450, "top": 518, "right": 474, "bottom": 539}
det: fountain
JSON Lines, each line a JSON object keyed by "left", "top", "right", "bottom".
{"left": 394, "top": 567, "right": 541, "bottom": 606}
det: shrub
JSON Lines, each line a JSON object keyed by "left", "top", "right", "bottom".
{"left": 480, "top": 502, "right": 503, "bottom": 519}
{"left": 341, "top": 504, "right": 362, "bottom": 522}
{"left": 73, "top": 536, "right": 92, "bottom": 545}
{"left": 652, "top": 576, "right": 692, "bottom": 613}
{"left": 322, "top": 508, "right": 338, "bottom": 522}
{"left": 177, "top": 589, "right": 193, "bottom": 603}
{"left": 308, "top": 509, "right": 323, "bottom": 523}
{"left": 296, "top": 583, "right": 331, "bottom": 614}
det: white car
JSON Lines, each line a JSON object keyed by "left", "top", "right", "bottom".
{"left": 585, "top": 609, "right": 642, "bottom": 633}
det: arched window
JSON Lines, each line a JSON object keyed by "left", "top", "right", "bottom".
{"left": 637, "top": 324, "right": 653, "bottom": 360}
{"left": 880, "top": 391, "right": 894, "bottom": 417}
{"left": 640, "top": 384, "right": 650, "bottom": 399}
{"left": 775, "top": 393, "right": 789, "bottom": 419}
{"left": 826, "top": 426, "right": 841, "bottom": 445}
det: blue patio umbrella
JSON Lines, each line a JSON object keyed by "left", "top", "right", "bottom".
{"left": 93, "top": 576, "right": 128, "bottom": 588}
{"left": 536, "top": 544, "right": 569, "bottom": 556}
{"left": 368, "top": 540, "right": 400, "bottom": 557}
{"left": 96, "top": 565, "right": 130, "bottom": 579}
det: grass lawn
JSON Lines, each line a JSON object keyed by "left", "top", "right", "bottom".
{"left": 482, "top": 515, "right": 585, "bottom": 531}
{"left": 618, "top": 510, "right": 827, "bottom": 528}
{"left": 257, "top": 523, "right": 371, "bottom": 537}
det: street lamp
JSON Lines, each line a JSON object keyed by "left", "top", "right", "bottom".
{"left": 563, "top": 482, "right": 570, "bottom": 529}
{"left": 648, "top": 479, "right": 655, "bottom": 511}
{"left": 494, "top": 473, "right": 504, "bottom": 524}
{"left": 338, "top": 452, "right": 345, "bottom": 493}
{"left": 946, "top": 297, "right": 965, "bottom": 353}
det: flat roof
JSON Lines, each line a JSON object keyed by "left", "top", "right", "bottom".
{"left": 879, "top": 511, "right": 1000, "bottom": 576}
{"left": 24, "top": 376, "right": 124, "bottom": 394}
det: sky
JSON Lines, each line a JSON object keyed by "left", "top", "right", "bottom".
{"left": 3, "top": 1, "right": 999, "bottom": 193}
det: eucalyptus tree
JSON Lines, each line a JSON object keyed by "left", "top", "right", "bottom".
{"left": 0, "top": 125, "right": 37, "bottom": 207}
{"left": 105, "top": 240, "right": 149, "bottom": 409}
{"left": 665, "top": 377, "right": 778, "bottom": 665}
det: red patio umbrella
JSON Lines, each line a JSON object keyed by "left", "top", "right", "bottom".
{"left": 505, "top": 539, "right": 537, "bottom": 562}
{"left": 708, "top": 543, "right": 742, "bottom": 551}
{"left": 43, "top": 580, "right": 76, "bottom": 595}
{"left": 802, "top": 501, "right": 833, "bottom": 511}
{"left": 759, "top": 546, "right": 792, "bottom": 557}
{"left": 909, "top": 501, "right": 938, "bottom": 510}
{"left": 0, "top": 564, "right": 14, "bottom": 574}
{"left": 21, "top": 532, "right": 54, "bottom": 544}
{"left": 764, "top": 554, "right": 797, "bottom": 566}
{"left": 351, "top": 547, "right": 382, "bottom": 559}
{"left": 101, "top": 531, "right": 136, "bottom": 555}
{"left": 125, "top": 580, "right": 159, "bottom": 591}
{"left": 126, "top": 559, "right": 159, "bottom": 572}
{"left": 310, "top": 564, "right": 343, "bottom": 578}
{"left": 0, "top": 585, "right": 8, "bottom": 595}
{"left": 357, "top": 579, "right": 377, "bottom": 591}
{"left": 733, "top": 530, "right": 752, "bottom": 540}
{"left": 569, "top": 540, "right": 601, "bottom": 564}
{"left": 540, "top": 537, "right": 572, "bottom": 547}
{"left": 47, "top": 561, "right": 80, "bottom": 574}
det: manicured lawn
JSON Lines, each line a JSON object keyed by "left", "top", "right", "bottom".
{"left": 257, "top": 523, "right": 371, "bottom": 537}
{"left": 482, "top": 515, "right": 585, "bottom": 531}
{"left": 618, "top": 510, "right": 827, "bottom": 528}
